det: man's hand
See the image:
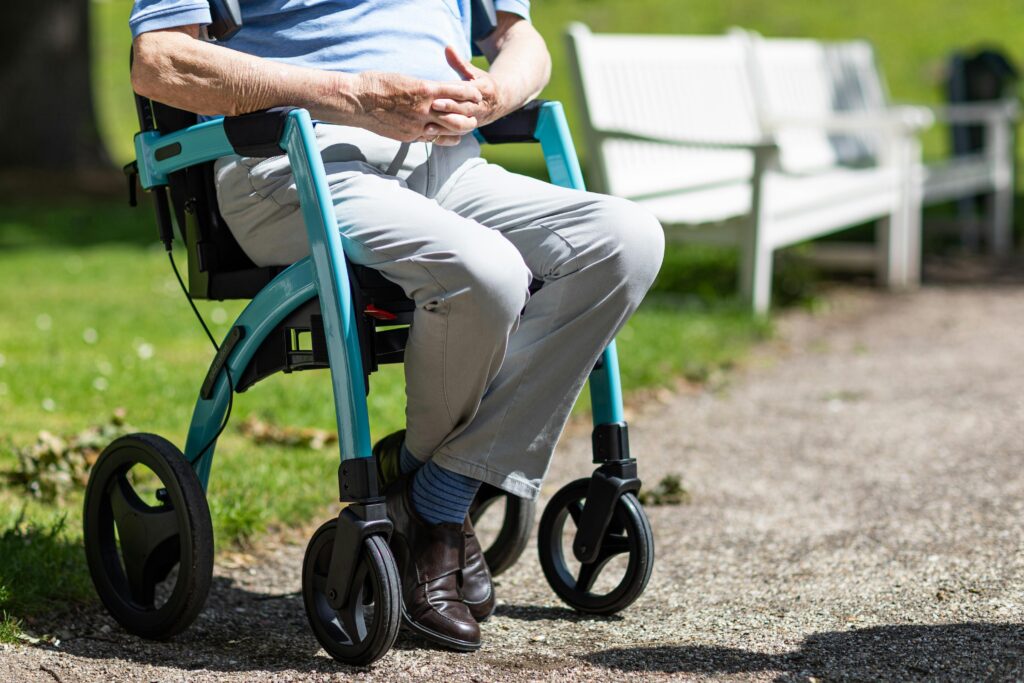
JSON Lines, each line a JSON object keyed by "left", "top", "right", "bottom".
{"left": 432, "top": 46, "right": 509, "bottom": 129}
{"left": 431, "top": 11, "right": 552, "bottom": 132}
{"left": 352, "top": 71, "right": 484, "bottom": 146}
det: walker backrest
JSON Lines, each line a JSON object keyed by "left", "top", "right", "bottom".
{"left": 566, "top": 24, "right": 762, "bottom": 199}
{"left": 150, "top": 101, "right": 258, "bottom": 272}
{"left": 136, "top": 94, "right": 277, "bottom": 299}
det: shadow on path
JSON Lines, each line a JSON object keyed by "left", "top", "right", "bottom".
{"left": 55, "top": 576, "right": 344, "bottom": 675}
{"left": 493, "top": 603, "right": 623, "bottom": 623}
{"left": 585, "top": 623, "right": 1024, "bottom": 681}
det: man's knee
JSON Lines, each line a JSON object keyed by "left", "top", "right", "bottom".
{"left": 583, "top": 196, "right": 665, "bottom": 294}
{"left": 440, "top": 232, "right": 531, "bottom": 329}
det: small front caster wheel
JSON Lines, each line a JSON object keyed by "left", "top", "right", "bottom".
{"left": 538, "top": 478, "right": 654, "bottom": 615}
{"left": 83, "top": 433, "right": 214, "bottom": 639}
{"left": 469, "top": 483, "right": 536, "bottom": 577}
{"left": 302, "top": 519, "right": 400, "bottom": 666}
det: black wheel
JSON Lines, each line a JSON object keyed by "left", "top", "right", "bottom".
{"left": 83, "top": 433, "right": 214, "bottom": 639}
{"left": 537, "top": 478, "right": 654, "bottom": 615}
{"left": 469, "top": 483, "right": 535, "bottom": 577}
{"left": 302, "top": 520, "right": 400, "bottom": 666}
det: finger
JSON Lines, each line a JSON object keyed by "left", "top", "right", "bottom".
{"left": 431, "top": 98, "right": 480, "bottom": 117}
{"left": 429, "top": 113, "right": 478, "bottom": 134}
{"left": 445, "top": 45, "right": 481, "bottom": 81}
{"left": 428, "top": 80, "right": 482, "bottom": 103}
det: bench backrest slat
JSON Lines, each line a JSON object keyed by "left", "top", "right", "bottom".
{"left": 748, "top": 34, "right": 889, "bottom": 169}
{"left": 567, "top": 24, "right": 762, "bottom": 198}
{"left": 747, "top": 36, "right": 840, "bottom": 172}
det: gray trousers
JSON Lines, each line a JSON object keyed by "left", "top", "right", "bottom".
{"left": 214, "top": 124, "right": 664, "bottom": 499}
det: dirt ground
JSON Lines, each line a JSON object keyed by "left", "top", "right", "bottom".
{"left": 3, "top": 265, "right": 1023, "bottom": 682}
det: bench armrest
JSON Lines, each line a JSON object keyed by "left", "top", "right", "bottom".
{"left": 927, "top": 98, "right": 1020, "bottom": 124}
{"left": 594, "top": 127, "right": 779, "bottom": 154}
{"left": 766, "top": 106, "right": 934, "bottom": 134}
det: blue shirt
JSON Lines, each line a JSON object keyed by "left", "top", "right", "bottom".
{"left": 129, "top": 0, "right": 531, "bottom": 82}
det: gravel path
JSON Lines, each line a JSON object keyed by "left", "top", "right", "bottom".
{"left": 4, "top": 275, "right": 1024, "bottom": 682}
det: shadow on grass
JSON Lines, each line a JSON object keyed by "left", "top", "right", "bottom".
{"left": 584, "top": 623, "right": 1024, "bottom": 681}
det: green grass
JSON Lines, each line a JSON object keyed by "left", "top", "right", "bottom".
{"left": 0, "top": 613, "right": 21, "bottom": 645}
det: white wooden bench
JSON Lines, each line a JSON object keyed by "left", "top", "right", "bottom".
{"left": 742, "top": 32, "right": 933, "bottom": 286}
{"left": 822, "top": 38, "right": 1019, "bottom": 255}
{"left": 565, "top": 24, "right": 917, "bottom": 313}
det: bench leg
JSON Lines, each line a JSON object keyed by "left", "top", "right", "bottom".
{"left": 985, "top": 116, "right": 1015, "bottom": 256}
{"left": 987, "top": 184, "right": 1014, "bottom": 256}
{"left": 881, "top": 169, "right": 923, "bottom": 291}
{"left": 740, "top": 233, "right": 773, "bottom": 315}
{"left": 877, "top": 216, "right": 906, "bottom": 290}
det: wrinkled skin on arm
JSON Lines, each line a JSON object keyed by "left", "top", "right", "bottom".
{"left": 131, "top": 25, "right": 483, "bottom": 144}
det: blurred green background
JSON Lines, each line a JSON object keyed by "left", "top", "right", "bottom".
{"left": 92, "top": 0, "right": 1024, "bottom": 171}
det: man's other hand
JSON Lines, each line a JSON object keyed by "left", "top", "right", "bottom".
{"left": 354, "top": 71, "right": 483, "bottom": 146}
{"left": 433, "top": 47, "right": 508, "bottom": 129}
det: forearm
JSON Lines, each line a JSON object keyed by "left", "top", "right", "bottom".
{"left": 131, "top": 27, "right": 361, "bottom": 123}
{"left": 480, "top": 14, "right": 551, "bottom": 117}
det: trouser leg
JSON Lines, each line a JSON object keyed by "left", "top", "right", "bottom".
{"left": 430, "top": 162, "right": 665, "bottom": 500}
{"left": 324, "top": 171, "right": 534, "bottom": 461}
{"left": 214, "top": 149, "right": 532, "bottom": 464}
{"left": 214, "top": 131, "right": 664, "bottom": 500}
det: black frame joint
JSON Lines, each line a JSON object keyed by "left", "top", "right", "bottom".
{"left": 592, "top": 422, "right": 630, "bottom": 463}
{"left": 338, "top": 456, "right": 384, "bottom": 503}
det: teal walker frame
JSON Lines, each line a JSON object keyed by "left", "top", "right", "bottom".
{"left": 131, "top": 103, "right": 626, "bottom": 485}
{"left": 83, "top": 100, "right": 649, "bottom": 667}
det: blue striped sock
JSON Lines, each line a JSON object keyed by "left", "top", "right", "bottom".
{"left": 399, "top": 442, "right": 422, "bottom": 475}
{"left": 410, "top": 460, "right": 481, "bottom": 525}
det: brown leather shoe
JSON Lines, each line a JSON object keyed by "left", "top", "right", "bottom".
{"left": 461, "top": 515, "right": 496, "bottom": 622}
{"left": 386, "top": 477, "right": 481, "bottom": 651}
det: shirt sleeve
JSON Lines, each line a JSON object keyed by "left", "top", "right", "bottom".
{"left": 495, "top": 0, "right": 530, "bottom": 22}
{"left": 129, "top": 0, "right": 212, "bottom": 39}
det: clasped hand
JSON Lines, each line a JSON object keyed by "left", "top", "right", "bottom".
{"left": 354, "top": 46, "right": 506, "bottom": 147}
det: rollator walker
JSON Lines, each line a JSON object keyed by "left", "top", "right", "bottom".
{"left": 81, "top": 88, "right": 655, "bottom": 664}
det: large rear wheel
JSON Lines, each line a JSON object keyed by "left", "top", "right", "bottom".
{"left": 83, "top": 433, "right": 213, "bottom": 639}
{"left": 469, "top": 483, "right": 535, "bottom": 577}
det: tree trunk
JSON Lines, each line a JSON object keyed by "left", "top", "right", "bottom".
{"left": 0, "top": 0, "right": 113, "bottom": 184}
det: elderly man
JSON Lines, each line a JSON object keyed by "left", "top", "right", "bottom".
{"left": 129, "top": 0, "right": 664, "bottom": 652}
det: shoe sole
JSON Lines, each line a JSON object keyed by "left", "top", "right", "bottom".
{"left": 400, "top": 606, "right": 481, "bottom": 652}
